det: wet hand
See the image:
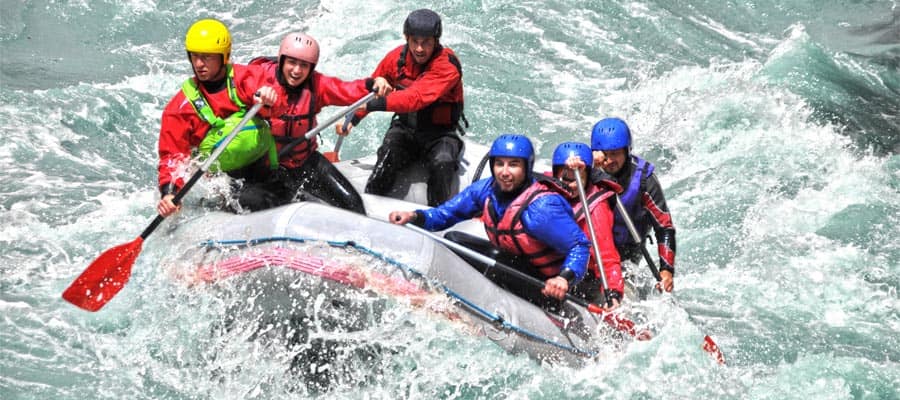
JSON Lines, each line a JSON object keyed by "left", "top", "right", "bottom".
{"left": 336, "top": 120, "right": 353, "bottom": 136}
{"left": 602, "top": 297, "right": 621, "bottom": 312}
{"left": 156, "top": 194, "right": 181, "bottom": 217}
{"left": 565, "top": 156, "right": 586, "bottom": 171}
{"left": 592, "top": 150, "right": 607, "bottom": 169}
{"left": 372, "top": 77, "right": 393, "bottom": 97}
{"left": 657, "top": 270, "right": 674, "bottom": 293}
{"left": 389, "top": 211, "right": 416, "bottom": 225}
{"left": 542, "top": 276, "right": 569, "bottom": 300}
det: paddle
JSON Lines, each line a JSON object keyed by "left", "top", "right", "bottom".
{"left": 62, "top": 102, "right": 265, "bottom": 312}
{"left": 612, "top": 193, "right": 726, "bottom": 364}
{"left": 404, "top": 223, "right": 652, "bottom": 340}
{"left": 282, "top": 92, "right": 375, "bottom": 160}
{"left": 322, "top": 113, "right": 354, "bottom": 163}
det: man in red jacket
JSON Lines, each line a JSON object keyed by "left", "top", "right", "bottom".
{"left": 336, "top": 8, "right": 467, "bottom": 206}
{"left": 156, "top": 19, "right": 271, "bottom": 217}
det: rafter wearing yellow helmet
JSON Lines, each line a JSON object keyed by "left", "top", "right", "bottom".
{"left": 155, "top": 19, "right": 279, "bottom": 219}
{"left": 184, "top": 18, "right": 232, "bottom": 64}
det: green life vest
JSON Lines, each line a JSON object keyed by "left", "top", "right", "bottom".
{"left": 182, "top": 65, "right": 277, "bottom": 172}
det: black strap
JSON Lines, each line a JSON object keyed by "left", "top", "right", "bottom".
{"left": 472, "top": 153, "right": 490, "bottom": 183}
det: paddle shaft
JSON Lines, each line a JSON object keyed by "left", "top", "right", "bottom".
{"left": 573, "top": 170, "right": 611, "bottom": 305}
{"left": 613, "top": 193, "right": 662, "bottom": 282}
{"left": 330, "top": 112, "right": 355, "bottom": 156}
{"left": 331, "top": 136, "right": 345, "bottom": 158}
{"left": 278, "top": 92, "right": 375, "bottom": 158}
{"left": 404, "top": 224, "right": 596, "bottom": 311}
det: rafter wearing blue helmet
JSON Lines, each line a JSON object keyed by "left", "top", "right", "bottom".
{"left": 590, "top": 118, "right": 677, "bottom": 293}
{"left": 548, "top": 142, "right": 625, "bottom": 307}
{"left": 388, "top": 134, "right": 591, "bottom": 306}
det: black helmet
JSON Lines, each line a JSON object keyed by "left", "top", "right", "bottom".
{"left": 404, "top": 9, "right": 442, "bottom": 38}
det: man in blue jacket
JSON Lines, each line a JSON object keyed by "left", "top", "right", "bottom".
{"left": 389, "top": 134, "right": 590, "bottom": 301}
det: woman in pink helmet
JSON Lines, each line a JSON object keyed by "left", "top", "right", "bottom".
{"left": 248, "top": 32, "right": 392, "bottom": 214}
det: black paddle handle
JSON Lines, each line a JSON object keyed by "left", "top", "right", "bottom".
{"left": 139, "top": 171, "right": 204, "bottom": 239}
{"left": 613, "top": 193, "right": 663, "bottom": 282}
{"left": 342, "top": 112, "right": 354, "bottom": 131}
{"left": 639, "top": 242, "right": 662, "bottom": 282}
{"left": 404, "top": 224, "right": 596, "bottom": 311}
{"left": 465, "top": 247, "right": 596, "bottom": 311}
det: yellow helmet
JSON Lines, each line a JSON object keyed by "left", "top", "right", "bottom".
{"left": 185, "top": 19, "right": 231, "bottom": 63}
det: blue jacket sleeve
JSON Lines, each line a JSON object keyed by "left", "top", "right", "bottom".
{"left": 419, "top": 178, "right": 493, "bottom": 231}
{"left": 520, "top": 193, "right": 590, "bottom": 281}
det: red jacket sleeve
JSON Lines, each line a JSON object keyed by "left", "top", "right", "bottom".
{"left": 353, "top": 45, "right": 462, "bottom": 122}
{"left": 351, "top": 48, "right": 399, "bottom": 122}
{"left": 233, "top": 64, "right": 275, "bottom": 109}
{"left": 641, "top": 173, "right": 676, "bottom": 273}
{"left": 381, "top": 48, "right": 460, "bottom": 114}
{"left": 157, "top": 91, "right": 202, "bottom": 191}
{"left": 313, "top": 72, "right": 370, "bottom": 111}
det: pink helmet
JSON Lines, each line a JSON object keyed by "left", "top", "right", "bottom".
{"left": 278, "top": 32, "right": 320, "bottom": 64}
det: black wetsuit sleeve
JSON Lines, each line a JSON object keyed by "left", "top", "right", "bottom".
{"left": 642, "top": 174, "right": 676, "bottom": 274}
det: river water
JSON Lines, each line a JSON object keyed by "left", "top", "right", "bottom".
{"left": 1, "top": 1, "right": 898, "bottom": 399}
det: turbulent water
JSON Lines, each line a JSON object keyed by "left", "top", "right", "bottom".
{"left": 2, "top": 0, "right": 899, "bottom": 399}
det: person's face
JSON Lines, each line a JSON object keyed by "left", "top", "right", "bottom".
{"left": 281, "top": 56, "right": 313, "bottom": 87}
{"left": 405, "top": 35, "right": 437, "bottom": 65}
{"left": 555, "top": 166, "right": 588, "bottom": 193}
{"left": 492, "top": 157, "right": 527, "bottom": 193}
{"left": 594, "top": 148, "right": 627, "bottom": 174}
{"left": 190, "top": 52, "right": 226, "bottom": 82}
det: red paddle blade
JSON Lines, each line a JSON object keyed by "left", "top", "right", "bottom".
{"left": 702, "top": 335, "right": 726, "bottom": 365}
{"left": 586, "top": 303, "right": 654, "bottom": 340}
{"left": 61, "top": 237, "right": 144, "bottom": 312}
{"left": 602, "top": 312, "right": 654, "bottom": 341}
{"left": 322, "top": 151, "right": 339, "bottom": 163}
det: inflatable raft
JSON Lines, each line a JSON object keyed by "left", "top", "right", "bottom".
{"left": 164, "top": 138, "right": 630, "bottom": 366}
{"left": 170, "top": 201, "right": 625, "bottom": 366}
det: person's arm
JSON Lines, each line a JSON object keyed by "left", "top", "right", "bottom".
{"left": 157, "top": 94, "right": 198, "bottom": 192}
{"left": 347, "top": 49, "right": 399, "bottom": 126}
{"left": 642, "top": 173, "right": 676, "bottom": 291}
{"left": 234, "top": 63, "right": 275, "bottom": 105}
{"left": 522, "top": 195, "right": 590, "bottom": 282}
{"left": 389, "top": 178, "right": 490, "bottom": 228}
{"left": 314, "top": 72, "right": 371, "bottom": 108}
{"left": 521, "top": 194, "right": 590, "bottom": 300}
{"left": 156, "top": 93, "right": 199, "bottom": 217}
{"left": 419, "top": 178, "right": 492, "bottom": 231}
{"left": 364, "top": 51, "right": 460, "bottom": 114}
{"left": 241, "top": 62, "right": 280, "bottom": 119}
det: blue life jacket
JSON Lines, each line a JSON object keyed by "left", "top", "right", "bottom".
{"left": 612, "top": 155, "right": 654, "bottom": 246}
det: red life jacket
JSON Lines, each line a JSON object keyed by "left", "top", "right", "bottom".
{"left": 394, "top": 45, "right": 467, "bottom": 132}
{"left": 481, "top": 179, "right": 569, "bottom": 277}
{"left": 571, "top": 185, "right": 615, "bottom": 278}
{"left": 249, "top": 57, "right": 317, "bottom": 168}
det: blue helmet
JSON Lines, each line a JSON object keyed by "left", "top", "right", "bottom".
{"left": 591, "top": 117, "right": 631, "bottom": 151}
{"left": 489, "top": 134, "right": 534, "bottom": 174}
{"left": 404, "top": 9, "right": 442, "bottom": 38}
{"left": 552, "top": 141, "right": 592, "bottom": 174}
